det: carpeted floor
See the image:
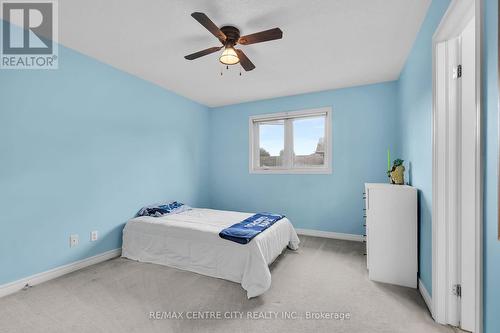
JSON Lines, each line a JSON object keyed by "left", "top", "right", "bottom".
{"left": 0, "top": 236, "right": 455, "bottom": 333}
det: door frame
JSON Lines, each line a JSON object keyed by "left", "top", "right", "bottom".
{"left": 431, "top": 0, "right": 483, "bottom": 332}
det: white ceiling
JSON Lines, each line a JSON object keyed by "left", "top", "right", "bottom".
{"left": 59, "top": 0, "right": 431, "bottom": 107}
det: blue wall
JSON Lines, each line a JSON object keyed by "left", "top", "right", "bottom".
{"left": 0, "top": 45, "right": 209, "bottom": 285}
{"left": 208, "top": 82, "right": 400, "bottom": 235}
{"left": 397, "top": 0, "right": 450, "bottom": 294}
{"left": 483, "top": 1, "right": 500, "bottom": 332}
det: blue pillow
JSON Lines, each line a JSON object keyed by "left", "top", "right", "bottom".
{"left": 136, "top": 201, "right": 191, "bottom": 217}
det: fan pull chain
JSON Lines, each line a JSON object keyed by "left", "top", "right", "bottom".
{"left": 239, "top": 67, "right": 242, "bottom": 76}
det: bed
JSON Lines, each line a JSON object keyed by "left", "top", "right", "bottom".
{"left": 121, "top": 208, "right": 300, "bottom": 298}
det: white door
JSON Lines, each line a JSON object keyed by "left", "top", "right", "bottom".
{"left": 459, "top": 16, "right": 476, "bottom": 333}
{"left": 432, "top": 1, "right": 480, "bottom": 331}
{"left": 434, "top": 16, "right": 476, "bottom": 332}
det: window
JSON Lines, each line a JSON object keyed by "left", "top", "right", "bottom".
{"left": 249, "top": 107, "right": 332, "bottom": 174}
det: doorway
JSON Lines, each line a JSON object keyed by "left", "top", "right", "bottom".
{"left": 432, "top": 0, "right": 482, "bottom": 332}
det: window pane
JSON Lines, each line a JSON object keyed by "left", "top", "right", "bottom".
{"left": 259, "top": 120, "right": 284, "bottom": 168}
{"left": 293, "top": 116, "right": 326, "bottom": 167}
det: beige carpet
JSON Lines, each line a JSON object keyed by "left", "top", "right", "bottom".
{"left": 0, "top": 236, "right": 454, "bottom": 333}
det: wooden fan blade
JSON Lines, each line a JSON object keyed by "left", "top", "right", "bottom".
{"left": 238, "top": 28, "right": 282, "bottom": 45}
{"left": 191, "top": 12, "right": 226, "bottom": 43}
{"left": 235, "top": 49, "right": 255, "bottom": 71}
{"left": 184, "top": 46, "right": 223, "bottom": 60}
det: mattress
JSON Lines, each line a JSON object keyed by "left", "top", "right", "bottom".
{"left": 121, "top": 208, "right": 300, "bottom": 298}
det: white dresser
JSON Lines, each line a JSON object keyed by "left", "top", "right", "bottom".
{"left": 364, "top": 183, "right": 417, "bottom": 288}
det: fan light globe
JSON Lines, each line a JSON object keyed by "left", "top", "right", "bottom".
{"left": 219, "top": 47, "right": 239, "bottom": 65}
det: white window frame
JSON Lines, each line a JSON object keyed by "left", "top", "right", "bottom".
{"left": 249, "top": 107, "right": 332, "bottom": 174}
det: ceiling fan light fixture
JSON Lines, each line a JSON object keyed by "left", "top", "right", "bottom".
{"left": 186, "top": 12, "right": 282, "bottom": 71}
{"left": 219, "top": 46, "right": 239, "bottom": 65}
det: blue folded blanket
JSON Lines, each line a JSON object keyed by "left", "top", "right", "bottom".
{"left": 219, "top": 213, "right": 285, "bottom": 244}
{"left": 136, "top": 201, "right": 191, "bottom": 217}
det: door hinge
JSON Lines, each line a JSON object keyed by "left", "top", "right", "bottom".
{"left": 453, "top": 65, "right": 462, "bottom": 79}
{"left": 452, "top": 284, "right": 462, "bottom": 297}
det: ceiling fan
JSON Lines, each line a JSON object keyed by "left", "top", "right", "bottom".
{"left": 184, "top": 12, "right": 283, "bottom": 71}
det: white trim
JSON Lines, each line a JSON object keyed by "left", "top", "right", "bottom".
{"left": 419, "top": 278, "right": 433, "bottom": 315}
{"left": 249, "top": 107, "right": 332, "bottom": 174}
{"left": 474, "top": 0, "right": 484, "bottom": 333}
{"left": 432, "top": 37, "right": 448, "bottom": 325}
{"left": 432, "top": 0, "right": 482, "bottom": 331}
{"left": 474, "top": 2, "right": 483, "bottom": 333}
{"left": 295, "top": 228, "right": 364, "bottom": 242}
{"left": 0, "top": 248, "right": 121, "bottom": 298}
{"left": 250, "top": 168, "right": 332, "bottom": 175}
{"left": 446, "top": 36, "right": 461, "bottom": 327}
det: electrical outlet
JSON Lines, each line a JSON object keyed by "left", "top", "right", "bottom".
{"left": 69, "top": 234, "right": 79, "bottom": 248}
{"left": 90, "top": 230, "right": 98, "bottom": 242}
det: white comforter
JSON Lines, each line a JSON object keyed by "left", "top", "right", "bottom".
{"left": 122, "top": 208, "right": 300, "bottom": 298}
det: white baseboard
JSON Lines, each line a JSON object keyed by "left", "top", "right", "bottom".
{"left": 0, "top": 248, "right": 121, "bottom": 298}
{"left": 418, "top": 278, "right": 433, "bottom": 315}
{"left": 296, "top": 228, "right": 364, "bottom": 242}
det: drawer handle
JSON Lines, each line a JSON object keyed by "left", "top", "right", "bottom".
{"left": 366, "top": 189, "right": 369, "bottom": 209}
